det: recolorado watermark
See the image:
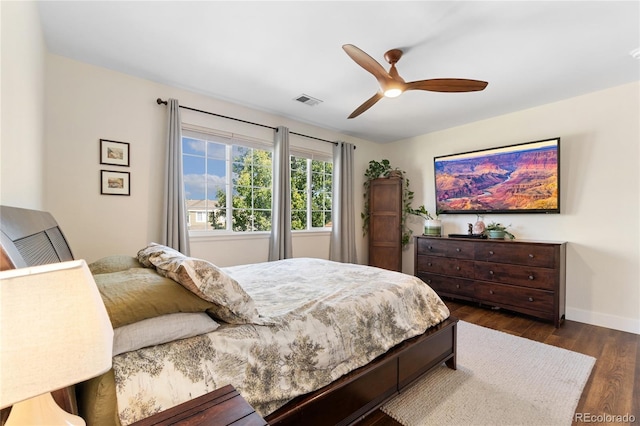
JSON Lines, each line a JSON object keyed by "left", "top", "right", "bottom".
{"left": 575, "top": 413, "right": 636, "bottom": 423}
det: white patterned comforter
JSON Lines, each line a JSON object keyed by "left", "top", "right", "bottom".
{"left": 112, "top": 258, "right": 450, "bottom": 425}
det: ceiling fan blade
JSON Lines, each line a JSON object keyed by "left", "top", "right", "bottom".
{"left": 348, "top": 92, "right": 384, "bottom": 119}
{"left": 342, "top": 44, "right": 391, "bottom": 86}
{"left": 405, "top": 78, "right": 488, "bottom": 92}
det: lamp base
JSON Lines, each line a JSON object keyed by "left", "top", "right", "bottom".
{"left": 6, "top": 392, "right": 85, "bottom": 426}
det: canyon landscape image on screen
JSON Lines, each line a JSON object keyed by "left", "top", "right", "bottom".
{"left": 434, "top": 138, "right": 560, "bottom": 214}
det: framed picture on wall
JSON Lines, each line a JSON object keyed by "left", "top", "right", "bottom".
{"left": 101, "top": 170, "right": 130, "bottom": 196}
{"left": 100, "top": 139, "right": 130, "bottom": 166}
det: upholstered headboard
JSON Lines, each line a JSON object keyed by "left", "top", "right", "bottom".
{"left": 0, "top": 205, "right": 74, "bottom": 271}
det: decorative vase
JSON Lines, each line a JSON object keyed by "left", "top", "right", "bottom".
{"left": 473, "top": 216, "right": 486, "bottom": 234}
{"left": 424, "top": 219, "right": 442, "bottom": 237}
{"left": 487, "top": 230, "right": 506, "bottom": 239}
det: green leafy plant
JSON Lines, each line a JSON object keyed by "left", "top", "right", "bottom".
{"left": 363, "top": 159, "right": 392, "bottom": 180}
{"left": 408, "top": 205, "right": 437, "bottom": 221}
{"left": 484, "top": 222, "right": 515, "bottom": 240}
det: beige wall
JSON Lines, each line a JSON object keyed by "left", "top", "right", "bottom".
{"left": 0, "top": 1, "right": 46, "bottom": 209}
{"left": 43, "top": 54, "right": 376, "bottom": 266}
{"left": 385, "top": 82, "right": 640, "bottom": 334}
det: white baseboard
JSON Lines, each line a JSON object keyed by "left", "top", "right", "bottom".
{"left": 566, "top": 307, "right": 640, "bottom": 335}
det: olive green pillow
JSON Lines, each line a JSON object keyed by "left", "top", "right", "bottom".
{"left": 94, "top": 268, "right": 214, "bottom": 328}
{"left": 89, "top": 255, "right": 142, "bottom": 275}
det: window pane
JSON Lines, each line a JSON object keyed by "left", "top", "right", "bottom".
{"left": 291, "top": 210, "right": 306, "bottom": 230}
{"left": 210, "top": 209, "right": 226, "bottom": 230}
{"left": 230, "top": 209, "right": 247, "bottom": 231}
{"left": 231, "top": 187, "right": 249, "bottom": 208}
{"left": 254, "top": 187, "right": 272, "bottom": 210}
{"left": 207, "top": 141, "right": 225, "bottom": 160}
{"left": 183, "top": 138, "right": 205, "bottom": 156}
{"left": 183, "top": 155, "right": 206, "bottom": 200}
{"left": 253, "top": 210, "right": 272, "bottom": 231}
{"left": 207, "top": 157, "right": 226, "bottom": 208}
{"left": 311, "top": 204, "right": 332, "bottom": 227}
{"left": 253, "top": 164, "right": 272, "bottom": 188}
{"left": 232, "top": 145, "right": 251, "bottom": 159}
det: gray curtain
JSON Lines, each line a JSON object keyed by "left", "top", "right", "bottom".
{"left": 268, "top": 126, "right": 292, "bottom": 260}
{"left": 329, "top": 142, "right": 357, "bottom": 263}
{"left": 162, "top": 98, "right": 190, "bottom": 255}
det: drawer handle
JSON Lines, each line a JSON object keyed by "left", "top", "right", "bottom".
{"left": 529, "top": 254, "right": 534, "bottom": 258}
{"left": 455, "top": 266, "right": 460, "bottom": 270}
{"left": 528, "top": 297, "right": 534, "bottom": 302}
{"left": 456, "top": 248, "right": 461, "bottom": 252}
{"left": 489, "top": 250, "right": 494, "bottom": 255}
{"left": 426, "top": 279, "right": 432, "bottom": 284}
{"left": 456, "top": 284, "right": 460, "bottom": 289}
{"left": 528, "top": 275, "right": 534, "bottom": 280}
{"left": 428, "top": 246, "right": 433, "bottom": 250}
{"left": 489, "top": 270, "right": 494, "bottom": 275}
{"left": 489, "top": 290, "right": 494, "bottom": 295}
{"left": 427, "top": 262, "right": 432, "bottom": 266}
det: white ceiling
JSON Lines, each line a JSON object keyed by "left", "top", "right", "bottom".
{"left": 37, "top": 1, "right": 640, "bottom": 143}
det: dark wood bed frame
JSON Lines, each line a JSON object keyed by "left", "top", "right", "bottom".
{"left": 0, "top": 205, "right": 458, "bottom": 426}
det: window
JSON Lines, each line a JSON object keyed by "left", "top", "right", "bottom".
{"left": 183, "top": 128, "right": 331, "bottom": 233}
{"left": 291, "top": 156, "right": 332, "bottom": 230}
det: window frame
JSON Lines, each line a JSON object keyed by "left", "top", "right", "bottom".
{"left": 183, "top": 126, "right": 333, "bottom": 236}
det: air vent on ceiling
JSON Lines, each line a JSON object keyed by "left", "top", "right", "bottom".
{"left": 294, "top": 94, "right": 323, "bottom": 107}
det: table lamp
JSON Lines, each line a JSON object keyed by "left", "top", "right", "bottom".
{"left": 0, "top": 260, "right": 114, "bottom": 425}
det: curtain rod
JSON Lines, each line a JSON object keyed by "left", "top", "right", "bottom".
{"left": 156, "top": 98, "right": 348, "bottom": 147}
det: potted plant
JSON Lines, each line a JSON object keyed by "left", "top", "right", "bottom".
{"left": 484, "top": 222, "right": 515, "bottom": 240}
{"left": 362, "top": 160, "right": 415, "bottom": 248}
{"left": 409, "top": 205, "right": 441, "bottom": 236}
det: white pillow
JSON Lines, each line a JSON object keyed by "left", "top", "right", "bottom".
{"left": 113, "top": 312, "right": 219, "bottom": 356}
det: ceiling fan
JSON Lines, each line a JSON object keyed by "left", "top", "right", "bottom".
{"left": 342, "top": 44, "right": 488, "bottom": 119}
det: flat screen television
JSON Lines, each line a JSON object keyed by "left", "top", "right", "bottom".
{"left": 434, "top": 137, "right": 560, "bottom": 214}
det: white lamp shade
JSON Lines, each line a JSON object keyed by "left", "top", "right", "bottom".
{"left": 0, "top": 260, "right": 114, "bottom": 409}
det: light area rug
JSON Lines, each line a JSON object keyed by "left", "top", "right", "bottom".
{"left": 382, "top": 321, "right": 596, "bottom": 426}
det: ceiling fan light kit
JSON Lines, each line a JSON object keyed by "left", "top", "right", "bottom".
{"left": 342, "top": 44, "right": 488, "bottom": 118}
{"left": 383, "top": 87, "right": 403, "bottom": 98}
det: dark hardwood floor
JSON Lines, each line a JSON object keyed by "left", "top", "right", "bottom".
{"left": 359, "top": 299, "right": 640, "bottom": 426}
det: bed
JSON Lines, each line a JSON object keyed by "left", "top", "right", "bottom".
{"left": 0, "top": 205, "right": 458, "bottom": 426}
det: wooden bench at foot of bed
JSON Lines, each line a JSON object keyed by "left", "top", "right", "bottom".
{"left": 266, "top": 316, "right": 458, "bottom": 426}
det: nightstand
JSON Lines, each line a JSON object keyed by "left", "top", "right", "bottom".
{"left": 130, "top": 384, "right": 267, "bottom": 425}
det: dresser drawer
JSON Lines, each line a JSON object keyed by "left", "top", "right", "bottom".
{"left": 474, "top": 262, "right": 557, "bottom": 290}
{"left": 417, "top": 273, "right": 475, "bottom": 299}
{"left": 475, "top": 242, "right": 557, "bottom": 268}
{"left": 474, "top": 282, "right": 554, "bottom": 313}
{"left": 416, "top": 238, "right": 474, "bottom": 259}
{"left": 416, "top": 255, "right": 475, "bottom": 279}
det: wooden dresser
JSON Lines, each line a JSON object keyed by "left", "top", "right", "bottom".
{"left": 415, "top": 236, "right": 566, "bottom": 327}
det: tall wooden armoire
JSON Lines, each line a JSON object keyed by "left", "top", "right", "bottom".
{"left": 368, "top": 177, "right": 402, "bottom": 271}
